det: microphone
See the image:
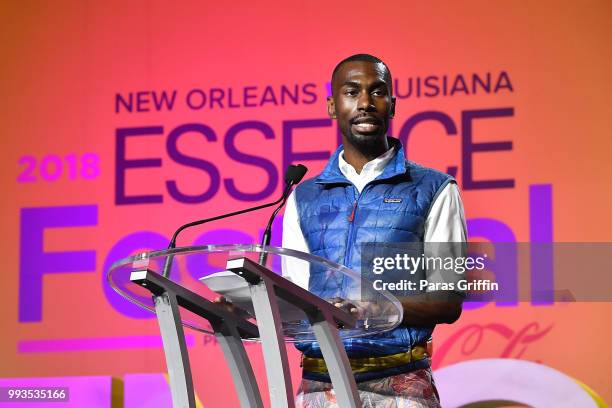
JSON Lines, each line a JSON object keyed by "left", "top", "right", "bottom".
{"left": 284, "top": 164, "right": 308, "bottom": 186}
{"left": 162, "top": 164, "right": 308, "bottom": 278}
{"left": 258, "top": 164, "right": 307, "bottom": 265}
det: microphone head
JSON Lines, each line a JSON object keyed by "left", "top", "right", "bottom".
{"left": 285, "top": 164, "right": 308, "bottom": 185}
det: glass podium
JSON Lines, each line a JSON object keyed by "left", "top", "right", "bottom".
{"left": 108, "top": 245, "right": 403, "bottom": 408}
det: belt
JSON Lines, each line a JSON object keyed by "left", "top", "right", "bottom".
{"left": 301, "top": 344, "right": 429, "bottom": 374}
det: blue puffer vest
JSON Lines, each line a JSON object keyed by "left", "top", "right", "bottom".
{"left": 294, "top": 138, "right": 453, "bottom": 364}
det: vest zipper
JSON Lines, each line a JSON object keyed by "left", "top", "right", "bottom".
{"left": 347, "top": 202, "right": 357, "bottom": 222}
{"left": 343, "top": 188, "right": 365, "bottom": 268}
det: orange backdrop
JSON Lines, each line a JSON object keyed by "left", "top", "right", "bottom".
{"left": 1, "top": 1, "right": 610, "bottom": 406}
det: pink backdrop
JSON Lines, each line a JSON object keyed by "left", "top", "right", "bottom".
{"left": 2, "top": 1, "right": 611, "bottom": 406}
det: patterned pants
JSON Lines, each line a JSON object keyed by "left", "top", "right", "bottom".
{"left": 295, "top": 369, "right": 441, "bottom": 408}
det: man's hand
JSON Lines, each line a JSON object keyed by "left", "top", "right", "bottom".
{"left": 399, "top": 291, "right": 463, "bottom": 325}
{"left": 213, "top": 296, "right": 253, "bottom": 319}
{"left": 328, "top": 297, "right": 383, "bottom": 319}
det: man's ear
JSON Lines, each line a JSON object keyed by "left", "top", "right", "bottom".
{"left": 327, "top": 97, "right": 336, "bottom": 119}
{"left": 389, "top": 96, "right": 396, "bottom": 118}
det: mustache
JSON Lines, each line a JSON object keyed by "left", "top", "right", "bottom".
{"left": 350, "top": 115, "right": 382, "bottom": 125}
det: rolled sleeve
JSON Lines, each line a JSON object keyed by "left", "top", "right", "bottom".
{"left": 423, "top": 182, "right": 468, "bottom": 294}
{"left": 281, "top": 191, "right": 310, "bottom": 289}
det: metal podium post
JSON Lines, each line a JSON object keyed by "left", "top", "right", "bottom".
{"left": 130, "top": 269, "right": 263, "bottom": 408}
{"left": 226, "top": 257, "right": 362, "bottom": 408}
{"left": 109, "top": 246, "right": 403, "bottom": 408}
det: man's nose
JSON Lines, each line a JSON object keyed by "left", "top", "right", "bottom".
{"left": 357, "top": 91, "right": 375, "bottom": 111}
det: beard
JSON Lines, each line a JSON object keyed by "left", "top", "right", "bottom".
{"left": 343, "top": 124, "right": 388, "bottom": 154}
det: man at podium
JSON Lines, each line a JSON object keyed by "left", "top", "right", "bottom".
{"left": 283, "top": 54, "right": 467, "bottom": 407}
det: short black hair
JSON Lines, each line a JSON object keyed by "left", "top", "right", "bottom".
{"left": 331, "top": 54, "right": 393, "bottom": 93}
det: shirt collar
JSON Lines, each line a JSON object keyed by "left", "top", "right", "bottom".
{"left": 338, "top": 145, "right": 397, "bottom": 178}
{"left": 316, "top": 136, "right": 408, "bottom": 185}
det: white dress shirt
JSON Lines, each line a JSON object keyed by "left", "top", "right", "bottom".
{"left": 281, "top": 147, "right": 467, "bottom": 289}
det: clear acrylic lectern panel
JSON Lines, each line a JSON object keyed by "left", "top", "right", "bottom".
{"left": 107, "top": 245, "right": 404, "bottom": 408}
{"left": 107, "top": 244, "right": 403, "bottom": 341}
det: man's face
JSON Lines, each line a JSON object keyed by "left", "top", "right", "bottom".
{"left": 328, "top": 60, "right": 395, "bottom": 149}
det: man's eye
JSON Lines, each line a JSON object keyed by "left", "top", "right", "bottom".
{"left": 372, "top": 90, "right": 385, "bottom": 96}
{"left": 345, "top": 90, "right": 358, "bottom": 96}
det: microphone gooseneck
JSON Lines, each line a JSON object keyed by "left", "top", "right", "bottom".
{"left": 258, "top": 164, "right": 307, "bottom": 265}
{"left": 162, "top": 164, "right": 308, "bottom": 278}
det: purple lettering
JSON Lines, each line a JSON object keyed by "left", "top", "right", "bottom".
{"left": 529, "top": 184, "right": 554, "bottom": 305}
{"left": 136, "top": 91, "right": 150, "bottom": 112}
{"left": 166, "top": 123, "right": 220, "bottom": 204}
{"left": 186, "top": 89, "right": 206, "bottom": 110}
{"left": 209, "top": 88, "right": 225, "bottom": 109}
{"left": 102, "top": 231, "right": 169, "bottom": 319}
{"left": 301, "top": 83, "right": 317, "bottom": 104}
{"left": 466, "top": 218, "right": 518, "bottom": 309}
{"left": 462, "top": 108, "right": 514, "bottom": 189}
{"left": 495, "top": 71, "right": 514, "bottom": 92}
{"left": 19, "top": 205, "right": 97, "bottom": 322}
{"left": 115, "top": 127, "right": 164, "bottom": 205}
{"left": 17, "top": 156, "right": 37, "bottom": 183}
{"left": 450, "top": 75, "right": 469, "bottom": 96}
{"left": 40, "top": 155, "right": 62, "bottom": 181}
{"left": 396, "top": 111, "right": 458, "bottom": 177}
{"left": 227, "top": 88, "right": 240, "bottom": 108}
{"left": 282, "top": 119, "right": 332, "bottom": 172}
{"left": 224, "top": 121, "right": 278, "bottom": 201}
{"left": 115, "top": 92, "right": 133, "bottom": 113}
{"left": 260, "top": 86, "right": 278, "bottom": 106}
{"left": 152, "top": 90, "right": 177, "bottom": 111}
{"left": 243, "top": 86, "right": 257, "bottom": 108}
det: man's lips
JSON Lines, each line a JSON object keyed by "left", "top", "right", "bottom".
{"left": 352, "top": 116, "right": 381, "bottom": 125}
{"left": 351, "top": 116, "right": 382, "bottom": 133}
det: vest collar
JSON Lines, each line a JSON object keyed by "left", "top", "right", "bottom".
{"left": 315, "top": 137, "right": 408, "bottom": 185}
